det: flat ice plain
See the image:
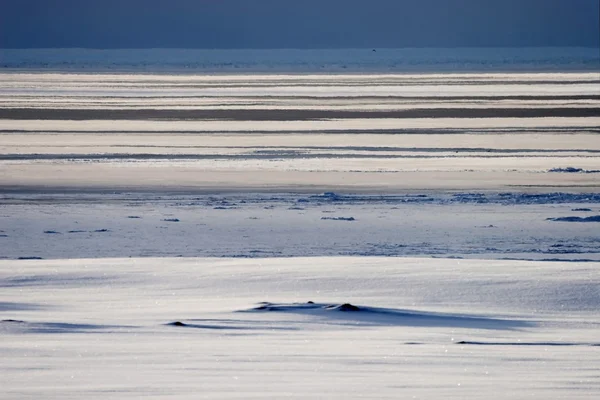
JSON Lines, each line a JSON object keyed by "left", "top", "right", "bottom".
{"left": 1, "top": 258, "right": 599, "bottom": 399}
{"left": 1, "top": 59, "right": 599, "bottom": 398}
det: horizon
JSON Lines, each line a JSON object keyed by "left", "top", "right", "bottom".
{"left": 3, "top": 45, "right": 600, "bottom": 50}
{"left": 2, "top": 47, "right": 597, "bottom": 73}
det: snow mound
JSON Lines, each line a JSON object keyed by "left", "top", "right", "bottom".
{"left": 456, "top": 340, "right": 600, "bottom": 347}
{"left": 548, "top": 167, "right": 600, "bottom": 173}
{"left": 547, "top": 215, "right": 600, "bottom": 222}
{"left": 242, "top": 302, "right": 532, "bottom": 330}
{"left": 165, "top": 321, "right": 249, "bottom": 330}
{"left": 250, "top": 301, "right": 360, "bottom": 312}
{"left": 0, "top": 319, "right": 127, "bottom": 334}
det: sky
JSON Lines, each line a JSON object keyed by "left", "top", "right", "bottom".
{"left": 0, "top": 0, "right": 598, "bottom": 49}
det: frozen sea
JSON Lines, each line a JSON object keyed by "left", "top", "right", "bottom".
{"left": 1, "top": 48, "right": 599, "bottom": 399}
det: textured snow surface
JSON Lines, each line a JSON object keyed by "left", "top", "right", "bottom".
{"left": 2, "top": 192, "right": 600, "bottom": 261}
{"left": 1, "top": 257, "right": 599, "bottom": 399}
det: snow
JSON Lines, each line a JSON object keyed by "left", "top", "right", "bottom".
{"left": 1, "top": 67, "right": 599, "bottom": 399}
{"left": 1, "top": 257, "right": 599, "bottom": 399}
{"left": 3, "top": 117, "right": 600, "bottom": 133}
{"left": 547, "top": 215, "right": 600, "bottom": 222}
{"left": 2, "top": 192, "right": 600, "bottom": 261}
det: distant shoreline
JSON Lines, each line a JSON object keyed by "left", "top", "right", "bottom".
{"left": 1, "top": 47, "right": 598, "bottom": 74}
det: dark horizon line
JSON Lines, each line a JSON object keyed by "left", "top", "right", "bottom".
{"left": 2, "top": 45, "right": 599, "bottom": 50}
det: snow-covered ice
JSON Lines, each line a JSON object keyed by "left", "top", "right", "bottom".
{"left": 2, "top": 192, "right": 600, "bottom": 261}
{"left": 1, "top": 257, "right": 599, "bottom": 399}
{"left": 1, "top": 67, "right": 599, "bottom": 398}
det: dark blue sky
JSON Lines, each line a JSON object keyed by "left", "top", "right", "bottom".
{"left": 1, "top": 0, "right": 598, "bottom": 49}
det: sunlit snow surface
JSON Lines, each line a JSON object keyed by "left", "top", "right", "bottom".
{"left": 1, "top": 62, "right": 600, "bottom": 398}
{"left": 1, "top": 71, "right": 599, "bottom": 261}
{"left": 1, "top": 258, "right": 599, "bottom": 399}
